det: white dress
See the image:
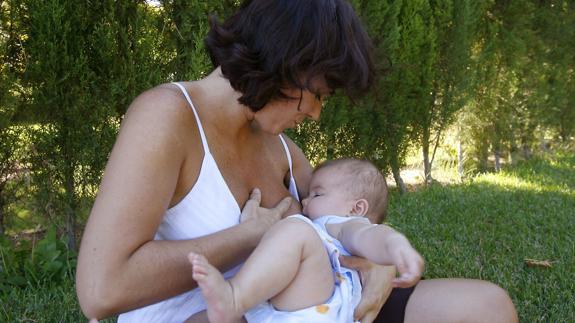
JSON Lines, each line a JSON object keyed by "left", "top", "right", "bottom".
{"left": 117, "top": 82, "right": 300, "bottom": 323}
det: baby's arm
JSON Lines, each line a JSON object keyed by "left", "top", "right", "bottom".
{"left": 326, "top": 219, "right": 423, "bottom": 287}
{"left": 326, "top": 219, "right": 400, "bottom": 264}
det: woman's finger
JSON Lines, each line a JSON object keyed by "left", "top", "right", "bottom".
{"left": 359, "top": 309, "right": 378, "bottom": 323}
{"left": 89, "top": 319, "right": 99, "bottom": 323}
{"left": 354, "top": 298, "right": 374, "bottom": 322}
{"left": 272, "top": 196, "right": 292, "bottom": 217}
{"left": 248, "top": 187, "right": 261, "bottom": 204}
{"left": 242, "top": 188, "right": 261, "bottom": 212}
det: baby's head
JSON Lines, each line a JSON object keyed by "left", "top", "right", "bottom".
{"left": 302, "top": 158, "right": 388, "bottom": 223}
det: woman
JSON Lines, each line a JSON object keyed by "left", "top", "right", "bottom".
{"left": 76, "top": 0, "right": 518, "bottom": 322}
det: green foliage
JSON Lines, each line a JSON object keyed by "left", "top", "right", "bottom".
{"left": 0, "top": 228, "right": 75, "bottom": 292}
{"left": 457, "top": 0, "right": 575, "bottom": 171}
{"left": 1, "top": 0, "right": 573, "bottom": 235}
{"left": 161, "top": 0, "right": 238, "bottom": 80}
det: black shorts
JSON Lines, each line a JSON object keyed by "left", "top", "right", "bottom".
{"left": 373, "top": 285, "right": 417, "bottom": 323}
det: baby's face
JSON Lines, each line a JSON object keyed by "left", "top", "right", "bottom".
{"left": 302, "top": 167, "right": 356, "bottom": 220}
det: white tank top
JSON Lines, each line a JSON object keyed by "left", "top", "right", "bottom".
{"left": 118, "top": 82, "right": 300, "bottom": 322}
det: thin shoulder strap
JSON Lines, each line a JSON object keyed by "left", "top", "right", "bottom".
{"left": 279, "top": 134, "right": 300, "bottom": 201}
{"left": 171, "top": 82, "right": 210, "bottom": 154}
{"left": 279, "top": 134, "right": 294, "bottom": 175}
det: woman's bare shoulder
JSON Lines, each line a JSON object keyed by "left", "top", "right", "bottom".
{"left": 119, "top": 83, "right": 201, "bottom": 150}
{"left": 125, "top": 83, "right": 192, "bottom": 123}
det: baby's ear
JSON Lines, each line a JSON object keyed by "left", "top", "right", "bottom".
{"left": 350, "top": 199, "right": 369, "bottom": 216}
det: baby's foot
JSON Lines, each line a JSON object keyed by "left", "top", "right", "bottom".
{"left": 188, "top": 253, "right": 242, "bottom": 323}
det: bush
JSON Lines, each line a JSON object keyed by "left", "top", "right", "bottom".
{"left": 0, "top": 228, "right": 76, "bottom": 293}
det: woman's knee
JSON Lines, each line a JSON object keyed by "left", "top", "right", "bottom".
{"left": 451, "top": 280, "right": 518, "bottom": 323}
{"left": 479, "top": 281, "right": 518, "bottom": 323}
{"left": 405, "top": 279, "right": 518, "bottom": 323}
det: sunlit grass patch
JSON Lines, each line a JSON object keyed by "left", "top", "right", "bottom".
{"left": 475, "top": 171, "right": 544, "bottom": 191}
{"left": 387, "top": 153, "right": 575, "bottom": 322}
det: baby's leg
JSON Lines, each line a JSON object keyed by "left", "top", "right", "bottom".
{"left": 190, "top": 217, "right": 334, "bottom": 322}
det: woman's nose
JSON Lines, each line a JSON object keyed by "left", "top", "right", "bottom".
{"left": 307, "top": 103, "right": 321, "bottom": 121}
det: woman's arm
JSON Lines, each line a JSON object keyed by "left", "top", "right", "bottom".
{"left": 339, "top": 256, "right": 396, "bottom": 323}
{"left": 76, "top": 87, "right": 284, "bottom": 319}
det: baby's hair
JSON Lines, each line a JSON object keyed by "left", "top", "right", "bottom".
{"left": 314, "top": 158, "right": 388, "bottom": 223}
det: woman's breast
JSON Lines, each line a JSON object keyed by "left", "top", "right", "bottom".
{"left": 156, "top": 154, "right": 241, "bottom": 240}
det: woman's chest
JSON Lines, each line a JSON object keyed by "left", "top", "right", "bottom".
{"left": 209, "top": 139, "right": 293, "bottom": 209}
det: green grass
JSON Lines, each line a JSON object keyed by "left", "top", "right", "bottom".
{"left": 1, "top": 152, "right": 573, "bottom": 322}
{"left": 0, "top": 279, "right": 84, "bottom": 322}
{"left": 0, "top": 279, "right": 116, "bottom": 322}
{"left": 387, "top": 152, "right": 575, "bottom": 322}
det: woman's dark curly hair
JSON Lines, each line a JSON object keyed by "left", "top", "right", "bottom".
{"left": 205, "top": 0, "right": 375, "bottom": 111}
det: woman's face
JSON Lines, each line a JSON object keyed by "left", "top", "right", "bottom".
{"left": 252, "top": 81, "right": 331, "bottom": 135}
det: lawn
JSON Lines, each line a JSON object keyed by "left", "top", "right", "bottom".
{"left": 1, "top": 153, "right": 573, "bottom": 322}
{"left": 387, "top": 152, "right": 575, "bottom": 322}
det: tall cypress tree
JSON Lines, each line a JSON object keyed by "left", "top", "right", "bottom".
{"left": 20, "top": 0, "right": 119, "bottom": 249}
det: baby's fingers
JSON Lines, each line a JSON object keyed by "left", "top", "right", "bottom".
{"left": 393, "top": 253, "right": 423, "bottom": 288}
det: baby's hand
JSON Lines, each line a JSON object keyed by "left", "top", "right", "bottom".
{"left": 385, "top": 234, "right": 424, "bottom": 288}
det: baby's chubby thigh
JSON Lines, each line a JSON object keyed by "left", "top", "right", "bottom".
{"left": 268, "top": 218, "right": 335, "bottom": 312}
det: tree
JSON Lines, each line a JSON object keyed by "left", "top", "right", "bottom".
{"left": 161, "top": 0, "right": 238, "bottom": 80}
{"left": 0, "top": 0, "right": 25, "bottom": 235}
{"left": 416, "top": 0, "right": 482, "bottom": 183}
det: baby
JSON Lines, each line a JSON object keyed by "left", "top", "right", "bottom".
{"left": 188, "top": 158, "right": 420, "bottom": 323}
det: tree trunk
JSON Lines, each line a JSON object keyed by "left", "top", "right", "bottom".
{"left": 422, "top": 127, "right": 432, "bottom": 186}
{"left": 457, "top": 137, "right": 464, "bottom": 181}
{"left": 390, "top": 157, "right": 407, "bottom": 194}
{"left": 0, "top": 189, "right": 4, "bottom": 237}
{"left": 428, "top": 129, "right": 443, "bottom": 185}
{"left": 66, "top": 184, "right": 76, "bottom": 250}
{"left": 522, "top": 143, "right": 531, "bottom": 160}
{"left": 479, "top": 139, "right": 489, "bottom": 172}
{"left": 64, "top": 160, "right": 77, "bottom": 251}
{"left": 508, "top": 144, "right": 517, "bottom": 165}
{"left": 520, "top": 134, "right": 531, "bottom": 159}
{"left": 494, "top": 149, "right": 501, "bottom": 172}
{"left": 539, "top": 133, "right": 549, "bottom": 152}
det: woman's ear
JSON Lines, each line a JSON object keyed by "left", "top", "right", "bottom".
{"left": 350, "top": 199, "right": 369, "bottom": 216}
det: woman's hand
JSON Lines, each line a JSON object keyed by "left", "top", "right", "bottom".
{"left": 239, "top": 188, "right": 293, "bottom": 233}
{"left": 339, "top": 256, "right": 396, "bottom": 323}
{"left": 384, "top": 233, "right": 424, "bottom": 288}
